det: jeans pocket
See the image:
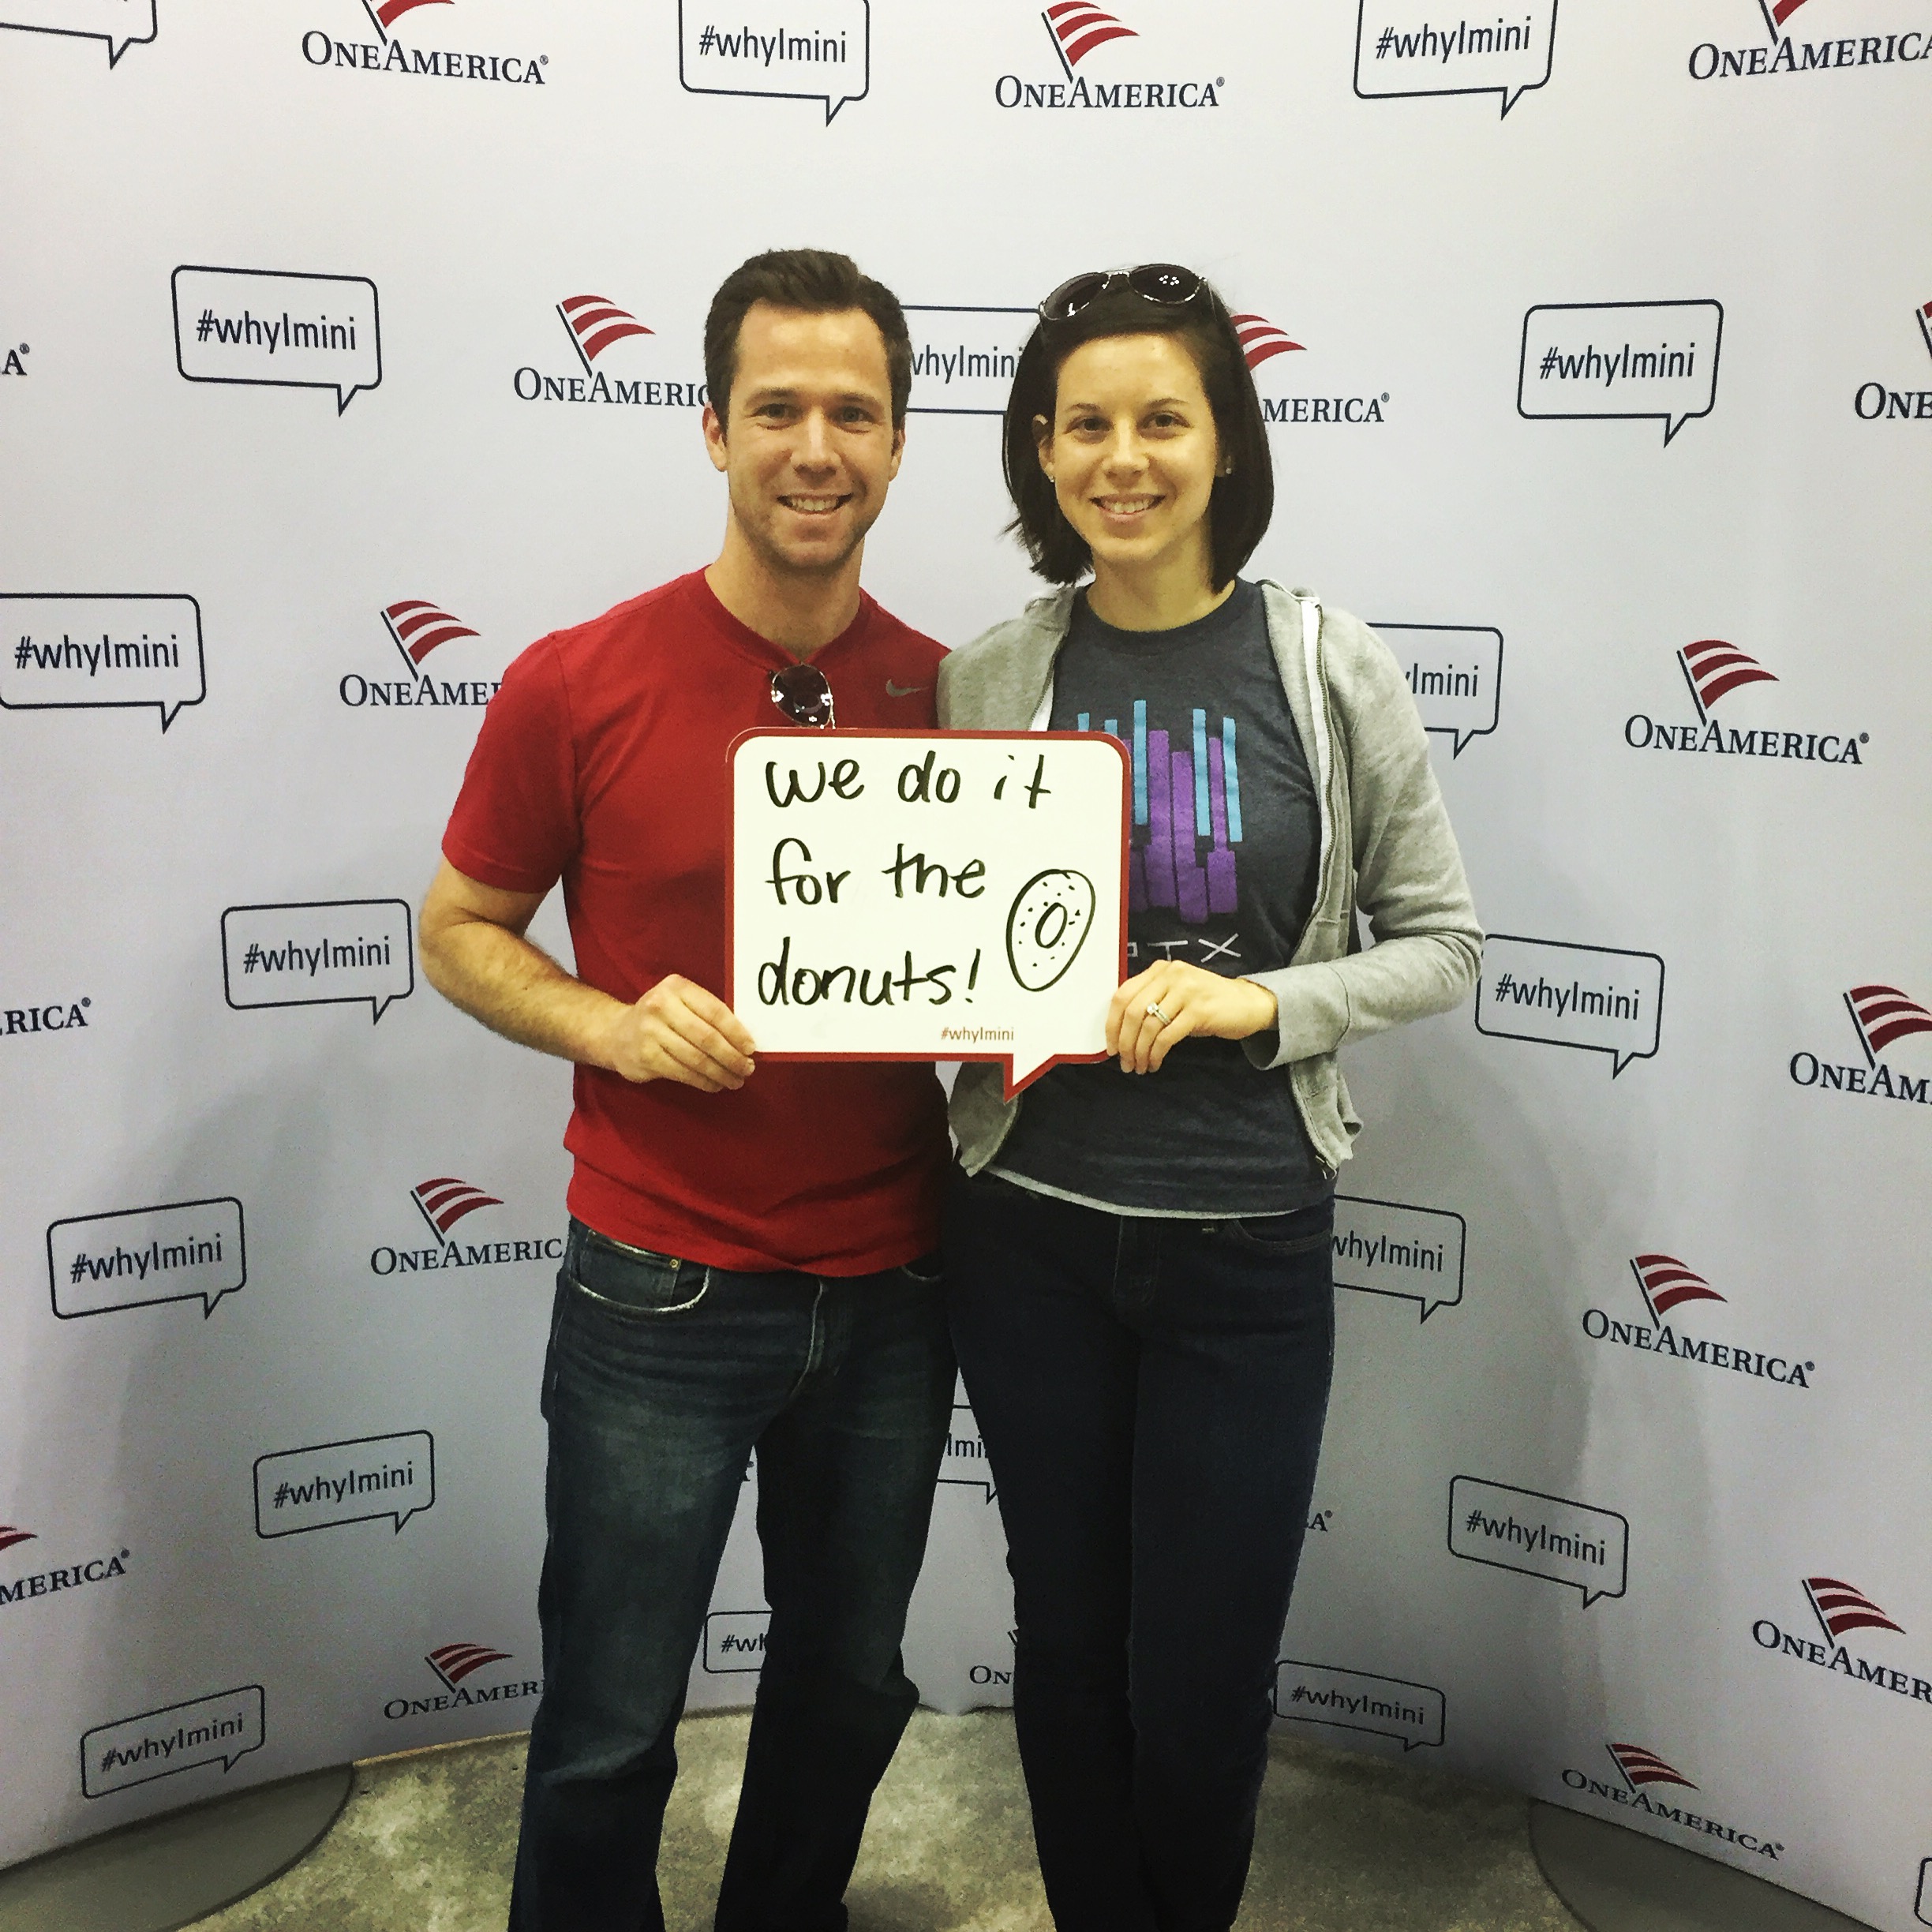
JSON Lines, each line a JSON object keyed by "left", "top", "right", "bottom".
{"left": 1226, "top": 1208, "right": 1335, "bottom": 1255}
{"left": 897, "top": 1249, "right": 944, "bottom": 1287}
{"left": 570, "top": 1230, "right": 710, "bottom": 1317}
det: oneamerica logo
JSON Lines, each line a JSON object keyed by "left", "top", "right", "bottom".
{"left": 1851, "top": 298, "right": 1932, "bottom": 423}
{"left": 1238, "top": 316, "right": 1391, "bottom": 427}
{"left": 969, "top": 1630, "right": 1017, "bottom": 1689}
{"left": 1689, "top": 0, "right": 1932, "bottom": 80}
{"left": 301, "top": 0, "right": 549, "bottom": 84}
{"left": 5, "top": 997, "right": 92, "bottom": 1038}
{"left": 996, "top": 5, "right": 1224, "bottom": 108}
{"left": 1559, "top": 1743, "right": 1784, "bottom": 1859}
{"left": 369, "top": 1178, "right": 562, "bottom": 1275}
{"left": 1753, "top": 1576, "right": 1932, "bottom": 1712}
{"left": 1581, "top": 1253, "right": 1814, "bottom": 1389}
{"left": 1623, "top": 640, "right": 1868, "bottom": 766}
{"left": 340, "top": 601, "right": 501, "bottom": 710}
{"left": 1, "top": 1530, "right": 132, "bottom": 1609}
{"left": 1788, "top": 984, "right": 1932, "bottom": 1107}
{"left": 512, "top": 296, "right": 706, "bottom": 409}
{"left": 383, "top": 1640, "right": 540, "bottom": 1720}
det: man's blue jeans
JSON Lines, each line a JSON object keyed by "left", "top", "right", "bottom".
{"left": 508, "top": 1220, "right": 954, "bottom": 1932}
{"left": 945, "top": 1169, "right": 1335, "bottom": 1932}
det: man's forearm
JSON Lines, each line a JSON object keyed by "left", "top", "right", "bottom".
{"left": 421, "top": 916, "right": 623, "bottom": 1071}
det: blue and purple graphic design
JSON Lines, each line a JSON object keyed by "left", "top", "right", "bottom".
{"left": 1076, "top": 702, "right": 1242, "bottom": 925}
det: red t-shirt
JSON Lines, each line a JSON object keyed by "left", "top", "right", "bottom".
{"left": 442, "top": 569, "right": 950, "bottom": 1275}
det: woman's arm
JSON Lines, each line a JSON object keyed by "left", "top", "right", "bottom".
{"left": 1241, "top": 610, "right": 1484, "bottom": 1070}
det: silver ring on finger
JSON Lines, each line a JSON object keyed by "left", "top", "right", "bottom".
{"left": 1146, "top": 1001, "right": 1170, "bottom": 1024}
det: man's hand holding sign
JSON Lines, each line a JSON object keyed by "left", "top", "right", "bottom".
{"left": 731, "top": 730, "right": 1133, "bottom": 1097}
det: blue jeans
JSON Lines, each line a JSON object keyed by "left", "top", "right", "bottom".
{"left": 509, "top": 1220, "right": 955, "bottom": 1932}
{"left": 944, "top": 1170, "right": 1335, "bottom": 1932}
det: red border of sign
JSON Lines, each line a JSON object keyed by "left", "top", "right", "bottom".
{"left": 726, "top": 728, "right": 1133, "bottom": 1099}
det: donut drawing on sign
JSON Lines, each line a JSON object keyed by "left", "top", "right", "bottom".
{"left": 1005, "top": 869, "right": 1096, "bottom": 991}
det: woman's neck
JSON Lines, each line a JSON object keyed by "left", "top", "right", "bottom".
{"left": 1084, "top": 542, "right": 1232, "bottom": 633}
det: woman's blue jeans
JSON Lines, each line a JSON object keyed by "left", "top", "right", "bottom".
{"left": 944, "top": 1168, "right": 1335, "bottom": 1932}
{"left": 509, "top": 1219, "right": 955, "bottom": 1932}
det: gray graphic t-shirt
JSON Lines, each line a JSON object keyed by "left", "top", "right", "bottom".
{"left": 993, "top": 579, "right": 1333, "bottom": 1215}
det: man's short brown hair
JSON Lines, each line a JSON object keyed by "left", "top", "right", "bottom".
{"left": 704, "top": 249, "right": 913, "bottom": 428}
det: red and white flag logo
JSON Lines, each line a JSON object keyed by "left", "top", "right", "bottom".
{"left": 1231, "top": 314, "right": 1306, "bottom": 373}
{"left": 557, "top": 296, "right": 652, "bottom": 373}
{"left": 361, "top": 0, "right": 452, "bottom": 37}
{"left": 1677, "top": 639, "right": 1776, "bottom": 721}
{"left": 1844, "top": 985, "right": 1932, "bottom": 1063}
{"left": 412, "top": 1178, "right": 504, "bottom": 1239}
{"left": 426, "top": 1641, "right": 512, "bottom": 1690}
{"left": 1629, "top": 1254, "right": 1724, "bottom": 1323}
{"left": 1757, "top": 0, "right": 1812, "bottom": 39}
{"left": 1804, "top": 1576, "right": 1904, "bottom": 1642}
{"left": 0, "top": 1526, "right": 36, "bottom": 1556}
{"left": 1607, "top": 1742, "right": 1696, "bottom": 1791}
{"left": 382, "top": 601, "right": 480, "bottom": 673}
{"left": 1043, "top": 2, "right": 1136, "bottom": 70}
{"left": 1918, "top": 299, "right": 1932, "bottom": 361}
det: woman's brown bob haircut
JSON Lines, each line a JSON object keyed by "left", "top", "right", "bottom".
{"left": 1003, "top": 275, "right": 1274, "bottom": 590}
{"left": 704, "top": 248, "right": 913, "bottom": 428}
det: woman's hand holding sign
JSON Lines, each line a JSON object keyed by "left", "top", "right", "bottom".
{"left": 1105, "top": 960, "right": 1279, "bottom": 1074}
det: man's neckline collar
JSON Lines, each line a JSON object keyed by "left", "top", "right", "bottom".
{"left": 688, "top": 569, "right": 874, "bottom": 668}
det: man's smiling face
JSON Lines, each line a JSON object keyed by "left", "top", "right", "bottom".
{"left": 703, "top": 302, "right": 904, "bottom": 581}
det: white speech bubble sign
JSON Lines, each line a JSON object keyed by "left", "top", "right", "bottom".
{"left": 901, "top": 305, "right": 1035, "bottom": 416}
{"left": 1, "top": 594, "right": 205, "bottom": 732}
{"left": 938, "top": 1402, "right": 998, "bottom": 1505}
{"left": 704, "top": 1610, "right": 770, "bottom": 1672}
{"left": 173, "top": 266, "right": 381, "bottom": 414}
{"left": 1477, "top": 934, "right": 1664, "bottom": 1077}
{"left": 1448, "top": 1475, "right": 1628, "bottom": 1608}
{"left": 1332, "top": 1195, "right": 1465, "bottom": 1321}
{"left": 1372, "top": 623, "right": 1502, "bottom": 758}
{"left": 221, "top": 899, "right": 414, "bottom": 1022}
{"left": 731, "top": 732, "right": 1128, "bottom": 1098}
{"left": 1915, "top": 1856, "right": 1931, "bottom": 1925}
{"left": 677, "top": 0, "right": 869, "bottom": 122}
{"left": 0, "top": 0, "right": 156, "bottom": 66}
{"left": 1275, "top": 1660, "right": 1445, "bottom": 1750}
{"left": 81, "top": 1685, "right": 264, "bottom": 1798}
{"left": 1518, "top": 300, "right": 1723, "bottom": 445}
{"left": 254, "top": 1431, "right": 435, "bottom": 1537}
{"left": 1355, "top": 0, "right": 1556, "bottom": 116}
{"left": 47, "top": 1197, "right": 245, "bottom": 1321}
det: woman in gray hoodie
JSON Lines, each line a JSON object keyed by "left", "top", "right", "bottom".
{"left": 938, "top": 266, "right": 1483, "bottom": 1932}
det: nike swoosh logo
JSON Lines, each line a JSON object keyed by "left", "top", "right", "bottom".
{"left": 886, "top": 680, "right": 926, "bottom": 697}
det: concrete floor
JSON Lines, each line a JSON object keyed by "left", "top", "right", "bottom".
{"left": 189, "top": 1709, "right": 1585, "bottom": 1932}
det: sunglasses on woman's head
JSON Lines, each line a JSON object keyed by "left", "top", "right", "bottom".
{"left": 770, "top": 663, "right": 835, "bottom": 729}
{"left": 1036, "top": 264, "right": 1205, "bottom": 324}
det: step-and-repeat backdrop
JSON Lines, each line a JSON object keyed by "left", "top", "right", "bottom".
{"left": 3, "top": 1, "right": 1929, "bottom": 1923}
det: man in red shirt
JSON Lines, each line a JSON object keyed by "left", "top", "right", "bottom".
{"left": 421, "top": 250, "right": 954, "bottom": 1932}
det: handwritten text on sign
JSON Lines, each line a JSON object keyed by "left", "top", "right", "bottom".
{"left": 731, "top": 732, "right": 1127, "bottom": 1096}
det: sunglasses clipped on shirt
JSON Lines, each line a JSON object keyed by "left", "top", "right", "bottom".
{"left": 769, "top": 663, "right": 835, "bottom": 729}
{"left": 1035, "top": 262, "right": 1206, "bottom": 324}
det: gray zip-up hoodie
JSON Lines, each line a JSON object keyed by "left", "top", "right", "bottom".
{"left": 937, "top": 579, "right": 1484, "bottom": 1178}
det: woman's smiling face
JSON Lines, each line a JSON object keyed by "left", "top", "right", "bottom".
{"left": 1036, "top": 331, "right": 1222, "bottom": 584}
